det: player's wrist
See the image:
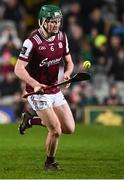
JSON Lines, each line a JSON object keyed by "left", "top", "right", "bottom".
{"left": 64, "top": 73, "right": 71, "bottom": 80}
{"left": 31, "top": 81, "right": 41, "bottom": 89}
{"left": 64, "top": 70, "right": 72, "bottom": 77}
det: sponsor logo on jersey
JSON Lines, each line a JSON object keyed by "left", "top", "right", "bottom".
{"left": 39, "top": 58, "right": 48, "bottom": 67}
{"left": 39, "top": 57, "right": 61, "bottom": 67}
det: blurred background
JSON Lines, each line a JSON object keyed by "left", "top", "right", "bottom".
{"left": 0, "top": 0, "right": 124, "bottom": 125}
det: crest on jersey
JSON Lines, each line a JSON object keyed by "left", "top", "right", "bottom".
{"left": 58, "top": 42, "right": 63, "bottom": 48}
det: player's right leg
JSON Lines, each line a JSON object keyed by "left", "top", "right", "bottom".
{"left": 36, "top": 107, "right": 62, "bottom": 171}
{"left": 26, "top": 94, "right": 62, "bottom": 170}
{"left": 18, "top": 111, "right": 45, "bottom": 135}
{"left": 19, "top": 111, "right": 32, "bottom": 135}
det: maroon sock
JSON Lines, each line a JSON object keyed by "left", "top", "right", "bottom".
{"left": 29, "top": 117, "right": 44, "bottom": 126}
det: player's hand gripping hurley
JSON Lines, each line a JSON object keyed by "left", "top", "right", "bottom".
{"left": 23, "top": 72, "right": 91, "bottom": 98}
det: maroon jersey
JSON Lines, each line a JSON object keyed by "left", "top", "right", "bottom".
{"left": 19, "top": 29, "right": 69, "bottom": 94}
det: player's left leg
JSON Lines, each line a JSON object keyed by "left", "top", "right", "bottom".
{"left": 53, "top": 102, "right": 75, "bottom": 134}
{"left": 52, "top": 91, "right": 75, "bottom": 134}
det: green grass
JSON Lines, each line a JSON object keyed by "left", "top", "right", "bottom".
{"left": 0, "top": 123, "right": 124, "bottom": 179}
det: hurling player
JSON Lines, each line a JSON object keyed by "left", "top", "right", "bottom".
{"left": 15, "top": 5, "right": 75, "bottom": 171}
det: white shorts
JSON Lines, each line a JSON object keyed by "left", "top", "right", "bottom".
{"left": 27, "top": 91, "right": 67, "bottom": 111}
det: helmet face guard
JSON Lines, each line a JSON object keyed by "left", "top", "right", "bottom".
{"left": 38, "top": 5, "right": 63, "bottom": 36}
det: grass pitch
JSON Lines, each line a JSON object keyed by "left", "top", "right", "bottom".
{"left": 0, "top": 123, "right": 124, "bottom": 179}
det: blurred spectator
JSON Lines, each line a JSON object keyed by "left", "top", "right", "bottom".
{"left": 84, "top": 8, "right": 105, "bottom": 34}
{"left": 93, "top": 56, "right": 111, "bottom": 75}
{"left": 0, "top": 0, "right": 27, "bottom": 37}
{"left": 103, "top": 83, "right": 122, "bottom": 105}
{"left": 116, "top": 0, "right": 124, "bottom": 21}
{"left": 0, "top": 21, "right": 22, "bottom": 74}
{"left": 0, "top": 21, "right": 22, "bottom": 49}
{"left": 61, "top": 0, "right": 83, "bottom": 32}
{"left": 67, "top": 23, "right": 83, "bottom": 64}
{"left": 108, "top": 47, "right": 124, "bottom": 81}
{"left": 80, "top": 83, "right": 98, "bottom": 106}
{"left": 80, "top": 37, "right": 94, "bottom": 64}
{"left": 111, "top": 21, "right": 124, "bottom": 37}
{"left": 0, "top": 71, "right": 21, "bottom": 97}
{"left": 107, "top": 35, "right": 121, "bottom": 60}
{"left": 0, "top": 71, "right": 23, "bottom": 118}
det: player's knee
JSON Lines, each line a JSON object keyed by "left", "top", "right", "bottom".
{"left": 53, "top": 127, "right": 62, "bottom": 137}
{"left": 68, "top": 126, "right": 75, "bottom": 134}
{"left": 51, "top": 123, "right": 62, "bottom": 137}
{"left": 63, "top": 125, "right": 75, "bottom": 134}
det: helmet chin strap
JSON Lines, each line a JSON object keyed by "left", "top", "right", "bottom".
{"left": 39, "top": 19, "right": 58, "bottom": 38}
{"left": 43, "top": 24, "right": 55, "bottom": 36}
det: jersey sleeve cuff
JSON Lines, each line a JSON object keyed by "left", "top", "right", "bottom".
{"left": 18, "top": 56, "right": 29, "bottom": 62}
{"left": 64, "top": 52, "right": 70, "bottom": 56}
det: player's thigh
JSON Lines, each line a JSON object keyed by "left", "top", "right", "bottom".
{"left": 53, "top": 103, "right": 75, "bottom": 134}
{"left": 36, "top": 107, "right": 61, "bottom": 135}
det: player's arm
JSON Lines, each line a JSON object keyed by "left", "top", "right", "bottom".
{"left": 14, "top": 60, "right": 47, "bottom": 92}
{"left": 63, "top": 53, "right": 74, "bottom": 79}
{"left": 14, "top": 59, "right": 42, "bottom": 89}
{"left": 14, "top": 39, "right": 47, "bottom": 92}
{"left": 63, "top": 33, "right": 74, "bottom": 80}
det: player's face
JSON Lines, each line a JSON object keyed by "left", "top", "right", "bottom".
{"left": 44, "top": 18, "right": 61, "bottom": 34}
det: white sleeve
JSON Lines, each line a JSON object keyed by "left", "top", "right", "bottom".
{"left": 19, "top": 39, "right": 33, "bottom": 60}
{"left": 64, "top": 34, "right": 69, "bottom": 55}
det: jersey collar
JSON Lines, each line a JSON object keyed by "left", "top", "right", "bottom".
{"left": 38, "top": 29, "right": 56, "bottom": 42}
